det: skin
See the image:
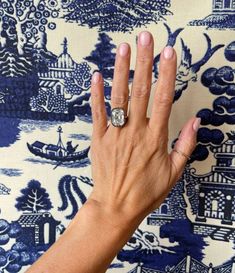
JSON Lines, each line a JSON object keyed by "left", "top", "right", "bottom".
{"left": 26, "top": 31, "right": 200, "bottom": 273}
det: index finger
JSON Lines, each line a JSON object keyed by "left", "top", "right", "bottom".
{"left": 148, "top": 46, "right": 177, "bottom": 135}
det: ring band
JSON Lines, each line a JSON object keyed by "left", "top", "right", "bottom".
{"left": 111, "top": 107, "right": 128, "bottom": 127}
{"left": 172, "top": 148, "right": 191, "bottom": 160}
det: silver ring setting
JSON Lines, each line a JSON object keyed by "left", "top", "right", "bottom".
{"left": 111, "top": 107, "right": 128, "bottom": 127}
{"left": 172, "top": 148, "right": 191, "bottom": 160}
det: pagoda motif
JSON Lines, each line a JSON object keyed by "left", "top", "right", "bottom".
{"left": 16, "top": 212, "right": 61, "bottom": 247}
{"left": 128, "top": 255, "right": 235, "bottom": 273}
{"left": 212, "top": 0, "right": 235, "bottom": 13}
{"left": 147, "top": 197, "right": 174, "bottom": 226}
{"left": 189, "top": 0, "right": 235, "bottom": 29}
{"left": 195, "top": 132, "right": 235, "bottom": 226}
{"left": 38, "top": 38, "right": 76, "bottom": 97}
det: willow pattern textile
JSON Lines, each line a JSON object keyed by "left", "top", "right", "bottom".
{"left": 0, "top": 0, "right": 234, "bottom": 272}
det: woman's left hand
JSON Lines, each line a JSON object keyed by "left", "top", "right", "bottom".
{"left": 88, "top": 31, "right": 200, "bottom": 227}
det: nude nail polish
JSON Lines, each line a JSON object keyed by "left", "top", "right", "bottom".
{"left": 193, "top": 118, "right": 201, "bottom": 132}
{"left": 163, "top": 46, "right": 174, "bottom": 59}
{"left": 139, "top": 31, "right": 151, "bottom": 46}
{"left": 92, "top": 72, "right": 100, "bottom": 84}
{"left": 119, "top": 43, "right": 129, "bottom": 56}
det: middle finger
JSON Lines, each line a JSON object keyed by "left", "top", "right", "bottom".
{"left": 129, "top": 31, "right": 154, "bottom": 127}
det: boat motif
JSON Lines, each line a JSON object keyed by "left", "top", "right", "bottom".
{"left": 27, "top": 126, "right": 90, "bottom": 163}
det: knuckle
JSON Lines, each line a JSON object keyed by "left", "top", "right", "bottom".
{"left": 137, "top": 53, "right": 152, "bottom": 65}
{"left": 115, "top": 62, "right": 126, "bottom": 74}
{"left": 91, "top": 88, "right": 101, "bottom": 98}
{"left": 111, "top": 95, "right": 128, "bottom": 105}
{"left": 178, "top": 136, "right": 195, "bottom": 150}
{"left": 92, "top": 108, "right": 106, "bottom": 121}
{"left": 132, "top": 83, "right": 150, "bottom": 98}
{"left": 156, "top": 93, "right": 173, "bottom": 106}
{"left": 147, "top": 127, "right": 168, "bottom": 150}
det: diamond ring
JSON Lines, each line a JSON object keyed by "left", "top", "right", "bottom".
{"left": 111, "top": 107, "right": 128, "bottom": 127}
{"left": 172, "top": 148, "right": 191, "bottom": 160}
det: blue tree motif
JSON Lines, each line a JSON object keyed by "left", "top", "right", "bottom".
{"left": 0, "top": 219, "right": 56, "bottom": 271}
{"left": 225, "top": 41, "right": 235, "bottom": 62}
{"left": 0, "top": 220, "right": 21, "bottom": 246}
{"left": 0, "top": 117, "right": 21, "bottom": 148}
{"left": 84, "top": 33, "right": 116, "bottom": 79}
{"left": 0, "top": 0, "right": 61, "bottom": 120}
{"left": 62, "top": 0, "right": 172, "bottom": 32}
{"left": 64, "top": 62, "right": 92, "bottom": 97}
{"left": 15, "top": 180, "right": 53, "bottom": 213}
{"left": 186, "top": 65, "right": 235, "bottom": 163}
{"left": 0, "top": 242, "right": 40, "bottom": 272}
{"left": 58, "top": 175, "right": 92, "bottom": 219}
{"left": 30, "top": 88, "right": 68, "bottom": 113}
{"left": 0, "top": 0, "right": 60, "bottom": 56}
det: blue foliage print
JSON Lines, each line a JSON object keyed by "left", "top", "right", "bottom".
{"left": 225, "top": 41, "right": 235, "bottom": 61}
{"left": 0, "top": 0, "right": 99, "bottom": 122}
{"left": 58, "top": 175, "right": 93, "bottom": 219}
{"left": 0, "top": 220, "right": 40, "bottom": 273}
{"left": 0, "top": 118, "right": 21, "bottom": 147}
{"left": 62, "top": 0, "right": 173, "bottom": 33}
{"left": 15, "top": 180, "right": 52, "bottom": 213}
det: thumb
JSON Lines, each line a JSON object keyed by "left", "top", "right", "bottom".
{"left": 169, "top": 117, "right": 201, "bottom": 184}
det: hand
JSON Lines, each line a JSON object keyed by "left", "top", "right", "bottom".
{"left": 88, "top": 31, "right": 200, "bottom": 227}
{"left": 26, "top": 31, "right": 201, "bottom": 273}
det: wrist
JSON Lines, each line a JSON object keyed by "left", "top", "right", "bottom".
{"left": 66, "top": 197, "right": 142, "bottom": 273}
{"left": 75, "top": 197, "right": 142, "bottom": 235}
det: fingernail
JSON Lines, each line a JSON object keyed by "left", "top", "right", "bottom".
{"left": 119, "top": 43, "right": 129, "bottom": 56}
{"left": 163, "top": 46, "right": 174, "bottom": 59}
{"left": 193, "top": 118, "right": 201, "bottom": 132}
{"left": 139, "top": 31, "right": 151, "bottom": 46}
{"left": 92, "top": 72, "right": 100, "bottom": 84}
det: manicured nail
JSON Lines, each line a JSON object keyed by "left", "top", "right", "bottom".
{"left": 139, "top": 31, "right": 151, "bottom": 46}
{"left": 163, "top": 46, "right": 174, "bottom": 59}
{"left": 92, "top": 72, "right": 100, "bottom": 84}
{"left": 119, "top": 43, "right": 129, "bottom": 56}
{"left": 193, "top": 118, "right": 201, "bottom": 132}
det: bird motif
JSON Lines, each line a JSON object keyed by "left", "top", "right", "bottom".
{"left": 153, "top": 23, "right": 184, "bottom": 80}
{"left": 175, "top": 39, "right": 197, "bottom": 95}
{"left": 174, "top": 33, "right": 224, "bottom": 101}
{"left": 0, "top": 183, "right": 11, "bottom": 195}
{"left": 152, "top": 26, "right": 224, "bottom": 102}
